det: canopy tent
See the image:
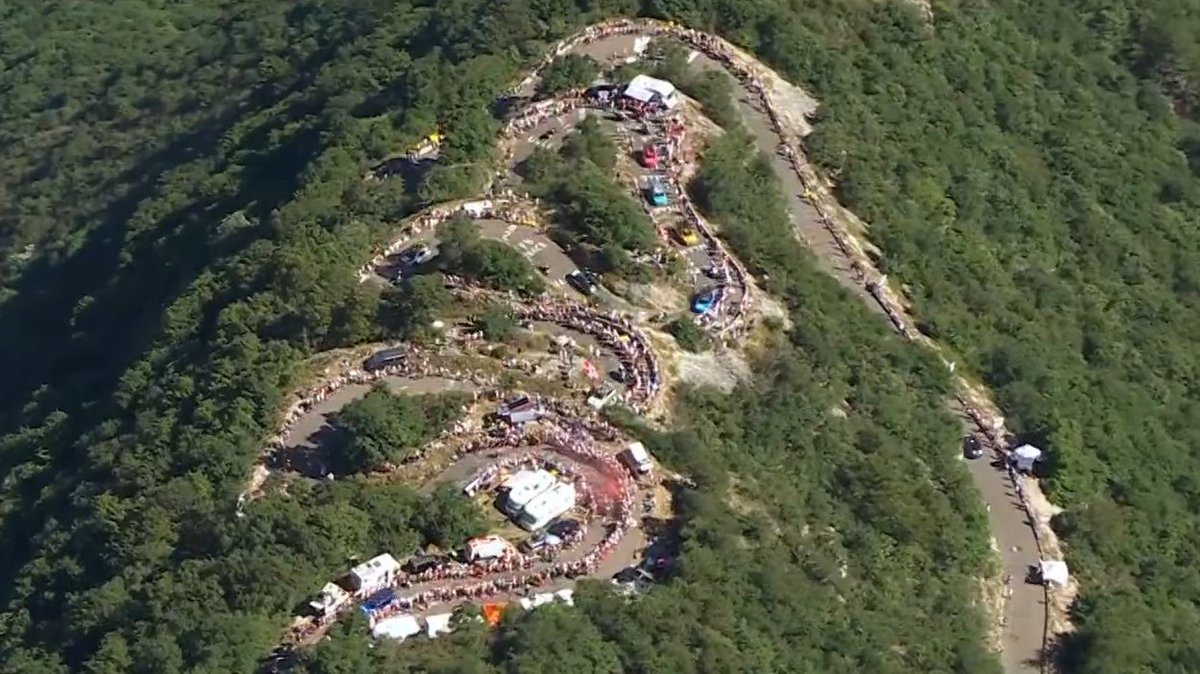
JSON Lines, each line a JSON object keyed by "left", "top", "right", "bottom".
{"left": 1012, "top": 444, "right": 1044, "bottom": 472}
{"left": 360, "top": 587, "right": 397, "bottom": 615}
{"left": 372, "top": 615, "right": 421, "bottom": 641}
{"left": 425, "top": 613, "right": 453, "bottom": 638}
{"left": 555, "top": 589, "right": 575, "bottom": 606}
{"left": 622, "top": 75, "right": 679, "bottom": 110}
{"left": 1038, "top": 560, "right": 1070, "bottom": 587}
{"left": 481, "top": 602, "right": 505, "bottom": 627}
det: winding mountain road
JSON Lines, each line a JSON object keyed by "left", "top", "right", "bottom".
{"left": 259, "top": 19, "right": 1066, "bottom": 673}
{"left": 516, "top": 22, "right": 1055, "bottom": 674}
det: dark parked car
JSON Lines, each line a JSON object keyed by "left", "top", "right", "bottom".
{"left": 399, "top": 244, "right": 436, "bottom": 267}
{"left": 612, "top": 567, "right": 650, "bottom": 584}
{"left": 963, "top": 436, "right": 984, "bottom": 460}
{"left": 547, "top": 518, "right": 582, "bottom": 538}
{"left": 364, "top": 347, "right": 407, "bottom": 372}
{"left": 405, "top": 554, "right": 448, "bottom": 574}
{"left": 566, "top": 270, "right": 597, "bottom": 296}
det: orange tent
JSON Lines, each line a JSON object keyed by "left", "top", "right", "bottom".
{"left": 481, "top": 602, "right": 505, "bottom": 627}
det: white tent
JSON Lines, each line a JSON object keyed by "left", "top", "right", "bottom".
{"left": 1039, "top": 560, "right": 1070, "bottom": 587}
{"left": 425, "top": 613, "right": 453, "bottom": 638}
{"left": 1012, "top": 444, "right": 1043, "bottom": 472}
{"left": 623, "top": 75, "right": 679, "bottom": 109}
{"left": 466, "top": 534, "right": 514, "bottom": 561}
{"left": 555, "top": 589, "right": 575, "bottom": 606}
{"left": 372, "top": 615, "right": 421, "bottom": 641}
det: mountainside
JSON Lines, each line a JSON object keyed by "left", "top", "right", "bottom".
{"left": 3, "top": 0, "right": 1200, "bottom": 673}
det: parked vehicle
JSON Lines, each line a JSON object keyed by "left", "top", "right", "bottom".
{"left": 566, "top": 270, "right": 597, "bottom": 296}
{"left": 645, "top": 176, "right": 670, "bottom": 206}
{"left": 404, "top": 554, "right": 448, "bottom": 574}
{"left": 963, "top": 435, "right": 984, "bottom": 460}
{"left": 399, "top": 243, "right": 436, "bottom": 266}
{"left": 674, "top": 225, "right": 699, "bottom": 246}
{"left": 640, "top": 143, "right": 659, "bottom": 169}
{"left": 547, "top": 518, "right": 582, "bottom": 538}
{"left": 364, "top": 347, "right": 406, "bottom": 371}
{"left": 691, "top": 288, "right": 718, "bottom": 314}
{"left": 520, "top": 532, "right": 562, "bottom": 553}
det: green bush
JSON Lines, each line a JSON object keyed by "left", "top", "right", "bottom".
{"left": 666, "top": 315, "right": 712, "bottom": 352}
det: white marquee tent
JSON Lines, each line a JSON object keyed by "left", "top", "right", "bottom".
{"left": 372, "top": 615, "right": 421, "bottom": 641}
{"left": 1012, "top": 444, "right": 1043, "bottom": 472}
{"left": 1038, "top": 560, "right": 1070, "bottom": 587}
{"left": 425, "top": 613, "right": 454, "bottom": 639}
{"left": 622, "top": 75, "right": 679, "bottom": 110}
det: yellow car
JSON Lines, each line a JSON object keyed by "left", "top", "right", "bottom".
{"left": 675, "top": 226, "right": 700, "bottom": 246}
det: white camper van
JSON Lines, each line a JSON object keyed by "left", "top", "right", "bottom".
{"left": 517, "top": 482, "right": 576, "bottom": 532}
{"left": 501, "top": 469, "right": 558, "bottom": 517}
{"left": 621, "top": 442, "right": 653, "bottom": 475}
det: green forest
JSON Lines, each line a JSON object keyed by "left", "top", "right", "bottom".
{"left": 3, "top": 0, "right": 1200, "bottom": 673}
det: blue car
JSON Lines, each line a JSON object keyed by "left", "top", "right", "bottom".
{"left": 645, "top": 178, "right": 670, "bottom": 207}
{"left": 691, "top": 289, "right": 718, "bottom": 314}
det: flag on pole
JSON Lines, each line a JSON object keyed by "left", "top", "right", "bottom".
{"left": 581, "top": 359, "right": 599, "bottom": 382}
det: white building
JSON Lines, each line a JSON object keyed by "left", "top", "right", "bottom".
{"left": 502, "top": 469, "right": 558, "bottom": 516}
{"left": 346, "top": 553, "right": 401, "bottom": 595}
{"left": 623, "top": 74, "right": 679, "bottom": 110}
{"left": 517, "top": 481, "right": 576, "bottom": 531}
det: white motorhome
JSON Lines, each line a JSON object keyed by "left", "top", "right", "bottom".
{"left": 501, "top": 469, "right": 557, "bottom": 516}
{"left": 517, "top": 482, "right": 576, "bottom": 531}
{"left": 308, "top": 582, "right": 351, "bottom": 617}
{"left": 621, "top": 442, "right": 653, "bottom": 475}
{"left": 345, "top": 553, "right": 401, "bottom": 595}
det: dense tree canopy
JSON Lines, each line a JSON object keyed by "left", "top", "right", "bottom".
{"left": 3, "top": 0, "right": 1200, "bottom": 671}
{"left": 538, "top": 55, "right": 602, "bottom": 97}
{"left": 379, "top": 275, "right": 454, "bottom": 341}
{"left": 521, "top": 117, "right": 658, "bottom": 271}
{"left": 331, "top": 385, "right": 470, "bottom": 473}
{"left": 437, "top": 218, "right": 547, "bottom": 296}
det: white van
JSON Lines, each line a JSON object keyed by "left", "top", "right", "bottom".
{"left": 621, "top": 442, "right": 653, "bottom": 475}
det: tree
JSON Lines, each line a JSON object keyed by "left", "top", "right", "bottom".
{"left": 537, "top": 54, "right": 600, "bottom": 96}
{"left": 415, "top": 483, "right": 488, "bottom": 549}
{"left": 379, "top": 275, "right": 452, "bottom": 339}
{"left": 666, "top": 315, "right": 711, "bottom": 352}
{"left": 560, "top": 116, "right": 617, "bottom": 171}
{"left": 437, "top": 217, "right": 547, "bottom": 295}
{"left": 332, "top": 386, "right": 431, "bottom": 472}
{"left": 478, "top": 304, "right": 518, "bottom": 342}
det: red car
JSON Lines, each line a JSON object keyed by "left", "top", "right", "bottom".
{"left": 640, "top": 144, "right": 659, "bottom": 168}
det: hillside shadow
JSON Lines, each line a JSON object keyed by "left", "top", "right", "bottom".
{"left": 0, "top": 24, "right": 367, "bottom": 608}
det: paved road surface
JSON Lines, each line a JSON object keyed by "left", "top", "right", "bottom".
{"left": 554, "top": 32, "right": 1044, "bottom": 674}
